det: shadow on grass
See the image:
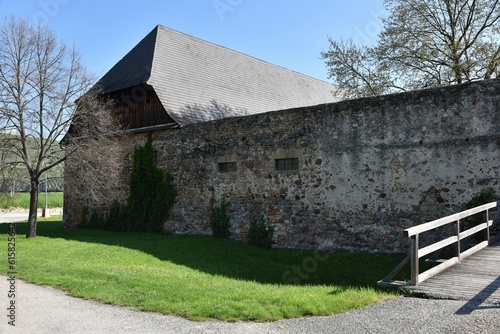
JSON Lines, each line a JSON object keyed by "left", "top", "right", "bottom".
{"left": 4, "top": 220, "right": 410, "bottom": 289}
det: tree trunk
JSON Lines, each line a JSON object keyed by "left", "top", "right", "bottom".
{"left": 26, "top": 178, "right": 39, "bottom": 238}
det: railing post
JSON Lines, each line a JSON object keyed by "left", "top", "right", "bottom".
{"left": 455, "top": 220, "right": 461, "bottom": 262}
{"left": 485, "top": 211, "right": 490, "bottom": 243}
{"left": 410, "top": 234, "right": 419, "bottom": 285}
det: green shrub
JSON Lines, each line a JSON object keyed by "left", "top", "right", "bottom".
{"left": 105, "top": 200, "right": 124, "bottom": 231}
{"left": 80, "top": 206, "right": 89, "bottom": 227}
{"left": 89, "top": 208, "right": 104, "bottom": 229}
{"left": 463, "top": 187, "right": 497, "bottom": 227}
{"left": 247, "top": 217, "right": 275, "bottom": 249}
{"left": 463, "top": 187, "right": 496, "bottom": 210}
{"left": 209, "top": 192, "right": 230, "bottom": 238}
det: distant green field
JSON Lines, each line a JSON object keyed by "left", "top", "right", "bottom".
{"left": 1, "top": 133, "right": 65, "bottom": 191}
{"left": 0, "top": 192, "right": 63, "bottom": 209}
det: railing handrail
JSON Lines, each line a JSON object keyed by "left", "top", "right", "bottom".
{"left": 404, "top": 201, "right": 498, "bottom": 237}
{"left": 378, "top": 200, "right": 499, "bottom": 288}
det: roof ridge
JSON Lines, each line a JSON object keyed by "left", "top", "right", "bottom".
{"left": 145, "top": 25, "right": 161, "bottom": 87}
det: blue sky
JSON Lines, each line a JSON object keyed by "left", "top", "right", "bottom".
{"left": 0, "top": 0, "right": 386, "bottom": 82}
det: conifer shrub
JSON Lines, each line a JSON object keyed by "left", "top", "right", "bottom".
{"left": 89, "top": 208, "right": 104, "bottom": 228}
{"left": 125, "top": 133, "right": 176, "bottom": 233}
{"left": 105, "top": 199, "right": 125, "bottom": 231}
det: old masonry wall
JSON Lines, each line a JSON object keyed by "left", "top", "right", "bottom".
{"left": 64, "top": 79, "right": 500, "bottom": 253}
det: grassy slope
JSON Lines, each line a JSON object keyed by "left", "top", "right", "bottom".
{"left": 0, "top": 220, "right": 408, "bottom": 321}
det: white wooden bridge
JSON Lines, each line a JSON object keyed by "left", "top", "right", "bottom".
{"left": 379, "top": 201, "right": 500, "bottom": 304}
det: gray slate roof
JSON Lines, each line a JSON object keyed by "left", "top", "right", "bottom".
{"left": 97, "top": 25, "right": 338, "bottom": 125}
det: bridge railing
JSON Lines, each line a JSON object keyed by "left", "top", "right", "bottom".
{"left": 378, "top": 200, "right": 499, "bottom": 287}
{"left": 1, "top": 177, "right": 64, "bottom": 193}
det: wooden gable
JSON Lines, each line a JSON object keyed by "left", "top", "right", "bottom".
{"left": 107, "top": 87, "right": 175, "bottom": 130}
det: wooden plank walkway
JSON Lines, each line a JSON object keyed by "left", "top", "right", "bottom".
{"left": 411, "top": 239, "right": 500, "bottom": 304}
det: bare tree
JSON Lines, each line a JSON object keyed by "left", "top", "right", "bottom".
{"left": 321, "top": 0, "right": 500, "bottom": 98}
{"left": 0, "top": 17, "right": 120, "bottom": 237}
{"left": 63, "top": 90, "right": 127, "bottom": 222}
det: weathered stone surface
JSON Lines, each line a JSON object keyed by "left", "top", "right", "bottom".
{"left": 64, "top": 79, "right": 500, "bottom": 253}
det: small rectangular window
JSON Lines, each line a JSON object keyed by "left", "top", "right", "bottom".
{"left": 218, "top": 162, "right": 237, "bottom": 173}
{"left": 275, "top": 158, "right": 298, "bottom": 171}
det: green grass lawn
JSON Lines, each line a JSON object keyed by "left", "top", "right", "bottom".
{"left": 0, "top": 192, "right": 63, "bottom": 209}
{"left": 0, "top": 219, "right": 408, "bottom": 321}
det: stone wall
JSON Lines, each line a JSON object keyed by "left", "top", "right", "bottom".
{"left": 63, "top": 79, "right": 500, "bottom": 253}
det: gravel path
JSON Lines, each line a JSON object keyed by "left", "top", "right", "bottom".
{"left": 1, "top": 276, "right": 499, "bottom": 334}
